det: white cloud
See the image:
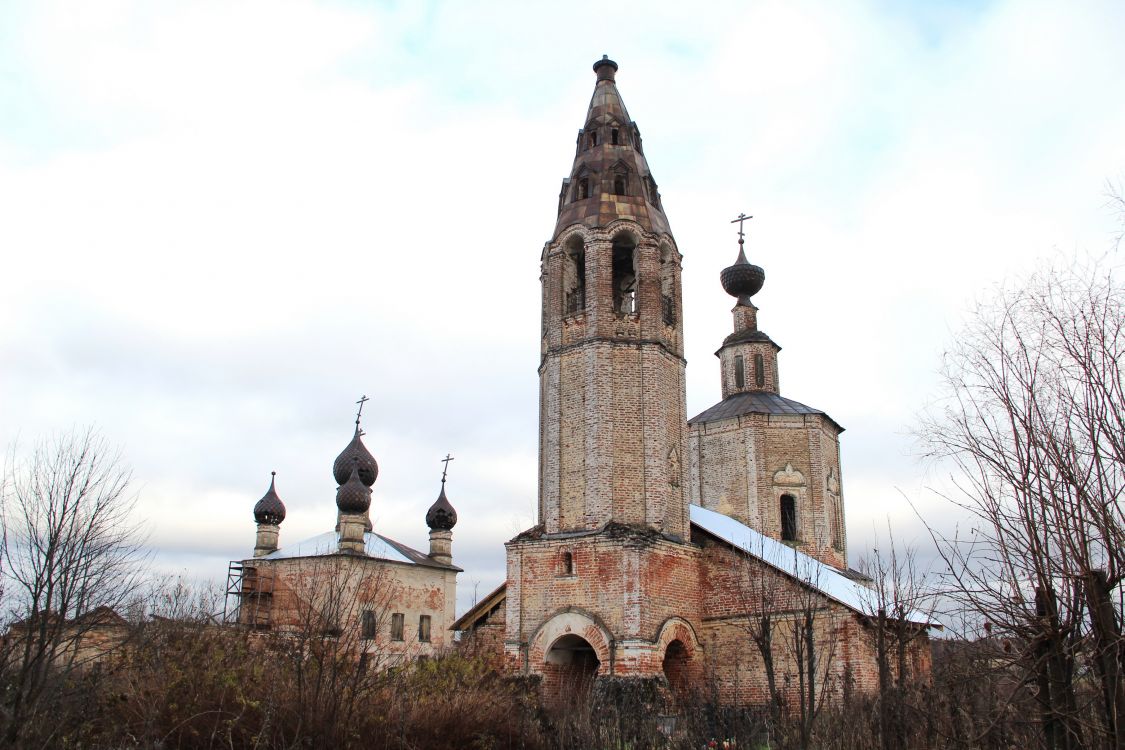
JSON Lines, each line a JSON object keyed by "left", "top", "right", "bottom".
{"left": 2, "top": 0, "right": 1123, "bottom": 615}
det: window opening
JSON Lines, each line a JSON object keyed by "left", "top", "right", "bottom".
{"left": 588, "top": 132, "right": 598, "bottom": 148}
{"left": 563, "top": 240, "right": 586, "bottom": 315}
{"left": 734, "top": 356, "right": 745, "bottom": 389}
{"left": 361, "top": 609, "right": 376, "bottom": 640}
{"left": 418, "top": 615, "right": 432, "bottom": 643}
{"left": 562, "top": 551, "right": 574, "bottom": 575}
{"left": 755, "top": 353, "right": 765, "bottom": 387}
{"left": 780, "top": 495, "right": 797, "bottom": 541}
{"left": 611, "top": 237, "right": 637, "bottom": 314}
{"left": 660, "top": 246, "right": 676, "bottom": 325}
{"left": 614, "top": 174, "right": 626, "bottom": 196}
{"left": 611, "top": 128, "right": 619, "bottom": 145}
{"left": 390, "top": 612, "right": 404, "bottom": 641}
{"left": 832, "top": 497, "right": 843, "bottom": 550}
{"left": 578, "top": 178, "right": 589, "bottom": 200}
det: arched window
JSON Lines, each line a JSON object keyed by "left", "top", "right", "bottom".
{"left": 611, "top": 234, "right": 637, "bottom": 315}
{"left": 734, "top": 356, "right": 745, "bottom": 389}
{"left": 563, "top": 238, "right": 586, "bottom": 315}
{"left": 780, "top": 494, "right": 797, "bottom": 542}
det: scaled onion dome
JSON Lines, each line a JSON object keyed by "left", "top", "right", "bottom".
{"left": 253, "top": 472, "right": 286, "bottom": 525}
{"left": 333, "top": 427, "right": 379, "bottom": 487}
{"left": 425, "top": 481, "right": 458, "bottom": 531}
{"left": 335, "top": 460, "right": 372, "bottom": 514}
{"left": 720, "top": 244, "right": 765, "bottom": 305}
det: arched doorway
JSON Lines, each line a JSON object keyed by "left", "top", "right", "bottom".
{"left": 545, "top": 633, "right": 600, "bottom": 701}
{"left": 662, "top": 639, "right": 691, "bottom": 696}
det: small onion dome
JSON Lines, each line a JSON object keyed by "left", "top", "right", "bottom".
{"left": 253, "top": 472, "right": 286, "bottom": 525}
{"left": 425, "top": 481, "right": 458, "bottom": 531}
{"left": 333, "top": 428, "right": 379, "bottom": 487}
{"left": 720, "top": 246, "right": 765, "bottom": 304}
{"left": 336, "top": 460, "right": 372, "bottom": 514}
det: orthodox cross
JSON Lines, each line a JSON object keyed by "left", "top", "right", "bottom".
{"left": 440, "top": 453, "right": 455, "bottom": 484}
{"left": 730, "top": 213, "right": 753, "bottom": 246}
{"left": 354, "top": 395, "right": 369, "bottom": 429}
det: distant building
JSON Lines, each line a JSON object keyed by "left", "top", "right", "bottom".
{"left": 228, "top": 424, "right": 460, "bottom": 664}
{"left": 452, "top": 57, "right": 934, "bottom": 707}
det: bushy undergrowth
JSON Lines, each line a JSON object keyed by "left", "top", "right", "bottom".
{"left": 0, "top": 623, "right": 1103, "bottom": 749}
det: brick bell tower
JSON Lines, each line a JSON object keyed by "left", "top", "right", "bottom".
{"left": 505, "top": 57, "right": 704, "bottom": 692}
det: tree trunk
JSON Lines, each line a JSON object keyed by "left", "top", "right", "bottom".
{"left": 1085, "top": 571, "right": 1124, "bottom": 750}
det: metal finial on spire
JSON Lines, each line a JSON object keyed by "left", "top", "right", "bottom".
{"left": 441, "top": 453, "right": 455, "bottom": 484}
{"left": 730, "top": 213, "right": 753, "bottom": 247}
{"left": 355, "top": 395, "right": 369, "bottom": 432}
{"left": 721, "top": 212, "right": 764, "bottom": 304}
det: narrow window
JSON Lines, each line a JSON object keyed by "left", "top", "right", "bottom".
{"left": 611, "top": 236, "right": 637, "bottom": 314}
{"left": 418, "top": 615, "right": 432, "bottom": 643}
{"left": 611, "top": 128, "right": 619, "bottom": 145}
{"left": 578, "top": 178, "right": 589, "bottom": 200}
{"left": 614, "top": 174, "right": 626, "bottom": 196}
{"left": 832, "top": 498, "right": 843, "bottom": 550}
{"left": 390, "top": 612, "right": 404, "bottom": 641}
{"left": 358, "top": 652, "right": 369, "bottom": 673}
{"left": 660, "top": 245, "right": 676, "bottom": 326}
{"left": 755, "top": 353, "right": 765, "bottom": 387}
{"left": 589, "top": 132, "right": 598, "bottom": 148}
{"left": 780, "top": 495, "right": 797, "bottom": 542}
{"left": 734, "top": 356, "right": 745, "bottom": 389}
{"left": 562, "top": 551, "right": 574, "bottom": 575}
{"left": 361, "top": 609, "right": 376, "bottom": 640}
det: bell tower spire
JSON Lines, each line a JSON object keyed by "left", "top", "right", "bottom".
{"left": 553, "top": 55, "right": 671, "bottom": 239}
{"left": 538, "top": 57, "right": 689, "bottom": 539}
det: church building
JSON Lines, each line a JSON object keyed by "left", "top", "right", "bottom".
{"left": 452, "top": 56, "right": 933, "bottom": 706}
{"left": 228, "top": 412, "right": 461, "bottom": 664}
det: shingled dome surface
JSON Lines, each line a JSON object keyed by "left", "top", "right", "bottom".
{"left": 333, "top": 429, "right": 378, "bottom": 487}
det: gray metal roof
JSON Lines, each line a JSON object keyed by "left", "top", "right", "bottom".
{"left": 688, "top": 390, "right": 843, "bottom": 432}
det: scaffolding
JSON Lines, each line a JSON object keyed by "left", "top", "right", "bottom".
{"left": 224, "top": 561, "right": 274, "bottom": 628}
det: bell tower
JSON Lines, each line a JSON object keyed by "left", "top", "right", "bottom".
{"left": 538, "top": 55, "right": 689, "bottom": 540}
{"left": 506, "top": 58, "right": 704, "bottom": 690}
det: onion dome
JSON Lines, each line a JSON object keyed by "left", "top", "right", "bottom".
{"left": 253, "top": 472, "right": 286, "bottom": 525}
{"left": 333, "top": 428, "right": 378, "bottom": 487}
{"left": 425, "top": 481, "right": 458, "bottom": 531}
{"left": 335, "top": 460, "right": 372, "bottom": 515}
{"left": 720, "top": 244, "right": 765, "bottom": 306}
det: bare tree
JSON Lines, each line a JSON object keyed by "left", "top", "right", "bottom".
{"left": 857, "top": 524, "right": 937, "bottom": 750}
{"left": 733, "top": 538, "right": 843, "bottom": 749}
{"left": 0, "top": 428, "right": 147, "bottom": 747}
{"left": 920, "top": 256, "right": 1125, "bottom": 750}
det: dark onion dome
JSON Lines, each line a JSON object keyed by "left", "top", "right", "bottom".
{"left": 425, "top": 482, "right": 458, "bottom": 531}
{"left": 253, "top": 472, "right": 286, "bottom": 525}
{"left": 720, "top": 245, "right": 765, "bottom": 304}
{"left": 336, "top": 461, "right": 372, "bottom": 514}
{"left": 333, "top": 428, "right": 379, "bottom": 487}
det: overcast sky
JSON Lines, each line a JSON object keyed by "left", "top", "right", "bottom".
{"left": 2, "top": 0, "right": 1123, "bottom": 615}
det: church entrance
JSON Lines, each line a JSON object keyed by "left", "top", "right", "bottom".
{"left": 662, "top": 639, "right": 691, "bottom": 696}
{"left": 544, "top": 634, "right": 600, "bottom": 702}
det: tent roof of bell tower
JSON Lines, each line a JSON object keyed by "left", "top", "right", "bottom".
{"left": 552, "top": 56, "right": 672, "bottom": 240}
